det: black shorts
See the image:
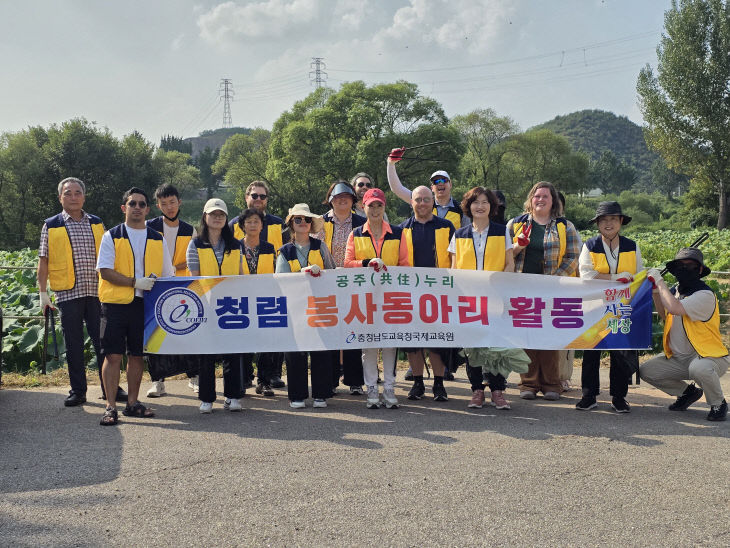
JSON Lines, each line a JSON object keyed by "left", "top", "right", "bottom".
{"left": 100, "top": 298, "right": 145, "bottom": 356}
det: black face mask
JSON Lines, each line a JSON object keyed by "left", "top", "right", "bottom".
{"left": 669, "top": 263, "right": 702, "bottom": 293}
{"left": 162, "top": 211, "right": 180, "bottom": 222}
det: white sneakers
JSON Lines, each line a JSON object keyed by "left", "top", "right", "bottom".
{"left": 290, "top": 400, "right": 306, "bottom": 409}
{"left": 366, "top": 386, "right": 380, "bottom": 409}
{"left": 199, "top": 402, "right": 213, "bottom": 414}
{"left": 224, "top": 398, "right": 242, "bottom": 412}
{"left": 188, "top": 376, "right": 199, "bottom": 393}
{"left": 312, "top": 399, "right": 327, "bottom": 408}
{"left": 382, "top": 388, "right": 399, "bottom": 409}
{"left": 146, "top": 381, "right": 166, "bottom": 398}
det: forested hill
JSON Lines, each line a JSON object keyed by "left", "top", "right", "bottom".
{"left": 185, "top": 127, "right": 251, "bottom": 156}
{"left": 532, "top": 109, "right": 658, "bottom": 182}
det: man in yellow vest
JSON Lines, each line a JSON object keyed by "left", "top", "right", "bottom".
{"left": 37, "top": 177, "right": 125, "bottom": 406}
{"left": 399, "top": 186, "right": 455, "bottom": 402}
{"left": 144, "top": 183, "right": 198, "bottom": 398}
{"left": 641, "top": 248, "right": 728, "bottom": 421}
{"left": 96, "top": 188, "right": 175, "bottom": 426}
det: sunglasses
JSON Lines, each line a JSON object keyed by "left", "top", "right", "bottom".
{"left": 356, "top": 181, "right": 373, "bottom": 188}
{"left": 249, "top": 193, "right": 267, "bottom": 200}
{"left": 431, "top": 178, "right": 449, "bottom": 185}
{"left": 293, "top": 217, "right": 312, "bottom": 224}
{"left": 126, "top": 201, "right": 147, "bottom": 208}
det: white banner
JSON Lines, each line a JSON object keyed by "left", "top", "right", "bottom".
{"left": 144, "top": 267, "right": 653, "bottom": 354}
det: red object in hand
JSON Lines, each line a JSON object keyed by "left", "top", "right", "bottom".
{"left": 516, "top": 223, "right": 532, "bottom": 247}
{"left": 368, "top": 258, "right": 387, "bottom": 272}
{"left": 388, "top": 147, "right": 405, "bottom": 162}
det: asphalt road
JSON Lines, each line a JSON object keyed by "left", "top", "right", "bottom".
{"left": 1, "top": 368, "right": 729, "bottom": 547}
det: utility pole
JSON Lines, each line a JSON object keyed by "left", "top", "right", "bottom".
{"left": 219, "top": 78, "right": 233, "bottom": 128}
{"left": 309, "top": 58, "right": 327, "bottom": 89}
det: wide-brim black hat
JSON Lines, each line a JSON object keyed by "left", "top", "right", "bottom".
{"left": 666, "top": 247, "right": 711, "bottom": 278}
{"left": 589, "top": 201, "right": 631, "bottom": 225}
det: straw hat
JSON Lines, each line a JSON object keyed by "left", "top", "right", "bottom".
{"left": 285, "top": 203, "right": 324, "bottom": 233}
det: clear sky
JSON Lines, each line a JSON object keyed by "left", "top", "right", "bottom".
{"left": 0, "top": 0, "right": 671, "bottom": 143}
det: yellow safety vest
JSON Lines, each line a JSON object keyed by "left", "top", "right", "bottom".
{"left": 146, "top": 217, "right": 194, "bottom": 277}
{"left": 193, "top": 238, "right": 241, "bottom": 276}
{"left": 663, "top": 289, "right": 728, "bottom": 359}
{"left": 400, "top": 216, "right": 452, "bottom": 268}
{"left": 512, "top": 214, "right": 567, "bottom": 269}
{"left": 453, "top": 223, "right": 507, "bottom": 271}
{"left": 586, "top": 235, "right": 637, "bottom": 274}
{"left": 98, "top": 225, "right": 164, "bottom": 304}
{"left": 45, "top": 213, "right": 104, "bottom": 291}
{"left": 242, "top": 241, "right": 275, "bottom": 275}
{"left": 279, "top": 238, "right": 324, "bottom": 272}
{"left": 433, "top": 204, "right": 463, "bottom": 230}
{"left": 352, "top": 225, "right": 402, "bottom": 266}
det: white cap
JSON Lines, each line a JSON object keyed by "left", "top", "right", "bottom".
{"left": 430, "top": 170, "right": 450, "bottom": 181}
{"left": 203, "top": 198, "right": 228, "bottom": 215}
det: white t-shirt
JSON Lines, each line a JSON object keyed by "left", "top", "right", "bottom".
{"left": 161, "top": 222, "right": 197, "bottom": 263}
{"left": 447, "top": 225, "right": 513, "bottom": 271}
{"left": 97, "top": 223, "right": 175, "bottom": 297}
{"left": 668, "top": 289, "right": 717, "bottom": 358}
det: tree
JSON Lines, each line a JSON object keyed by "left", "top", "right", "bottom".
{"left": 637, "top": 0, "right": 730, "bottom": 228}
{"left": 0, "top": 129, "right": 50, "bottom": 248}
{"left": 648, "top": 158, "right": 690, "bottom": 199}
{"left": 588, "top": 150, "right": 637, "bottom": 195}
{"left": 266, "top": 81, "right": 461, "bottom": 220}
{"left": 450, "top": 108, "right": 520, "bottom": 191}
{"left": 213, "top": 129, "right": 271, "bottom": 204}
{"left": 152, "top": 149, "right": 200, "bottom": 195}
{"left": 194, "top": 146, "right": 220, "bottom": 199}
{"left": 160, "top": 135, "right": 192, "bottom": 155}
{"left": 499, "top": 129, "right": 590, "bottom": 210}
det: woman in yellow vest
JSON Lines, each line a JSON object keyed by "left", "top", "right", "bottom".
{"left": 448, "top": 187, "right": 517, "bottom": 410}
{"left": 641, "top": 249, "right": 728, "bottom": 421}
{"left": 506, "top": 181, "right": 581, "bottom": 401}
{"left": 237, "top": 208, "right": 278, "bottom": 397}
{"left": 577, "top": 201, "right": 642, "bottom": 413}
{"left": 186, "top": 198, "right": 245, "bottom": 414}
{"left": 275, "top": 203, "right": 336, "bottom": 409}
{"left": 344, "top": 188, "right": 409, "bottom": 409}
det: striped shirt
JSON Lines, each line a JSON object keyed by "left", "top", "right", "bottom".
{"left": 39, "top": 210, "right": 102, "bottom": 302}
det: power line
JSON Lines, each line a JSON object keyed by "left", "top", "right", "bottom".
{"left": 327, "top": 30, "right": 661, "bottom": 75}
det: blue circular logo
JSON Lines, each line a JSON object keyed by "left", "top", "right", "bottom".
{"left": 155, "top": 287, "right": 206, "bottom": 336}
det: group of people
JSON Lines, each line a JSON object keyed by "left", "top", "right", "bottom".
{"left": 37, "top": 149, "right": 728, "bottom": 426}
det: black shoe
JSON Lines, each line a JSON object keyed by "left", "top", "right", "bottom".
{"left": 255, "top": 383, "right": 275, "bottom": 397}
{"left": 433, "top": 384, "right": 448, "bottom": 402}
{"left": 377, "top": 376, "right": 383, "bottom": 384}
{"left": 116, "top": 387, "right": 128, "bottom": 402}
{"left": 611, "top": 397, "right": 631, "bottom": 413}
{"left": 270, "top": 376, "right": 285, "bottom": 388}
{"left": 575, "top": 395, "right": 597, "bottom": 410}
{"left": 407, "top": 382, "right": 425, "bottom": 400}
{"left": 668, "top": 384, "right": 703, "bottom": 411}
{"left": 444, "top": 370, "right": 455, "bottom": 381}
{"left": 64, "top": 392, "right": 86, "bottom": 407}
{"left": 404, "top": 368, "right": 414, "bottom": 381}
{"left": 707, "top": 399, "right": 727, "bottom": 421}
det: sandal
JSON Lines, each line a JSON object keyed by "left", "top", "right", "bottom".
{"left": 122, "top": 401, "right": 155, "bottom": 418}
{"left": 100, "top": 407, "right": 119, "bottom": 426}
